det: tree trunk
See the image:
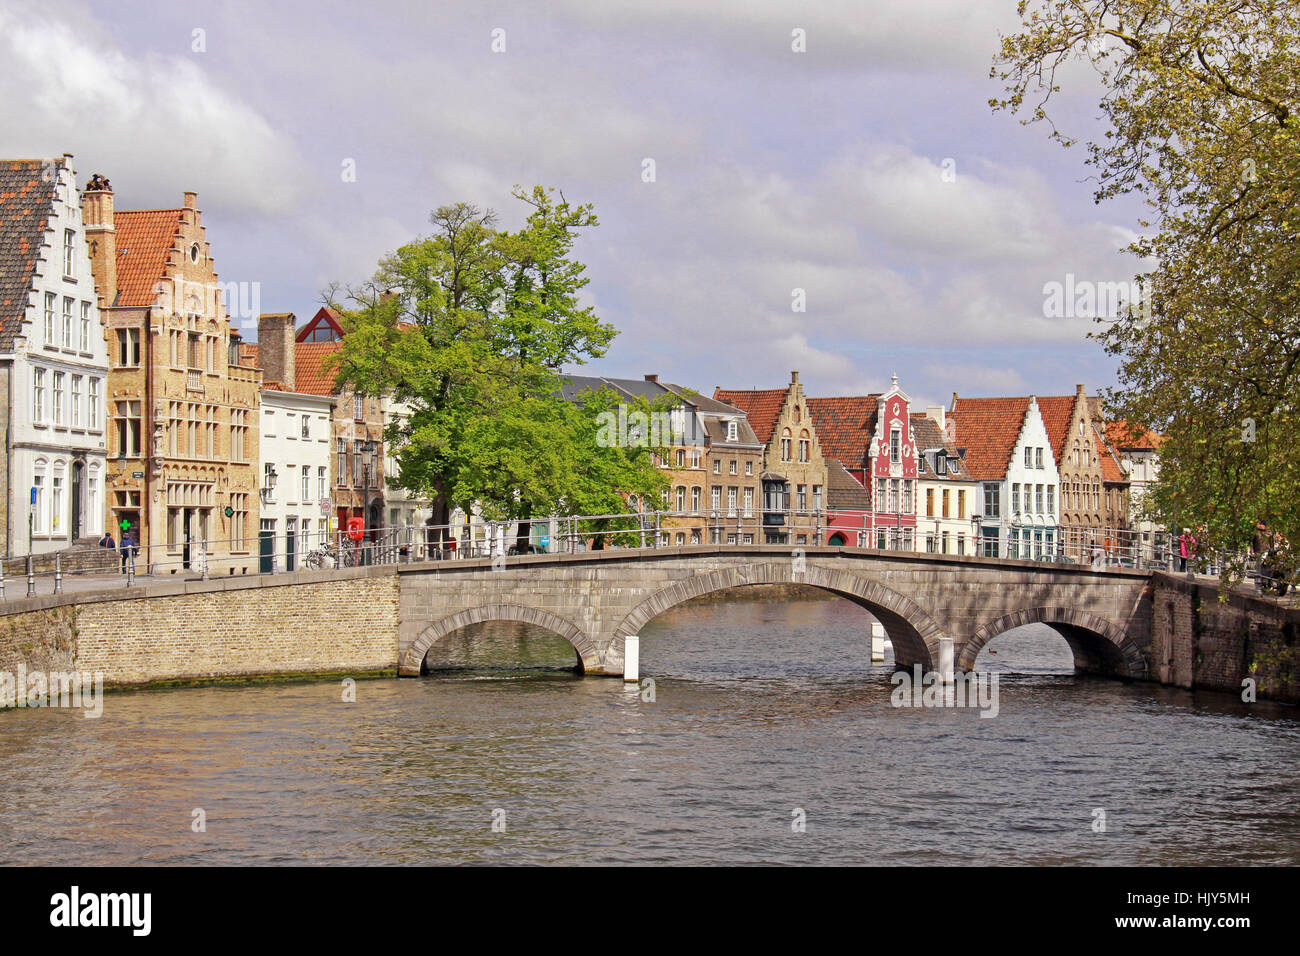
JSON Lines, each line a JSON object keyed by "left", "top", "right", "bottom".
{"left": 515, "top": 518, "right": 532, "bottom": 553}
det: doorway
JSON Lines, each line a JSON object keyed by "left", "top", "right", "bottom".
{"left": 71, "top": 461, "right": 84, "bottom": 540}
{"left": 259, "top": 519, "right": 275, "bottom": 573}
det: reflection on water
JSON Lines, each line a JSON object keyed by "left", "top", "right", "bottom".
{"left": 1, "top": 592, "right": 1297, "bottom": 865}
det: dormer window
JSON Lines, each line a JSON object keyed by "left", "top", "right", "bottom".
{"left": 726, "top": 419, "right": 738, "bottom": 442}
{"left": 936, "top": 454, "right": 946, "bottom": 476}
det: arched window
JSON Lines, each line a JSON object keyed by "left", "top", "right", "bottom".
{"left": 780, "top": 428, "right": 792, "bottom": 462}
{"left": 51, "top": 460, "right": 66, "bottom": 536}
{"left": 828, "top": 532, "right": 846, "bottom": 546}
{"left": 799, "top": 429, "right": 810, "bottom": 463}
{"left": 33, "top": 459, "right": 48, "bottom": 534}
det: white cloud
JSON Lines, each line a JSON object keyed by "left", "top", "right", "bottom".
{"left": 0, "top": 7, "right": 306, "bottom": 216}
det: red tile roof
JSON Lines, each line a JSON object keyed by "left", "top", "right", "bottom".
{"left": 0, "top": 159, "right": 57, "bottom": 350}
{"left": 1035, "top": 395, "right": 1077, "bottom": 466}
{"left": 713, "top": 387, "right": 787, "bottom": 444}
{"left": 806, "top": 396, "right": 879, "bottom": 468}
{"left": 293, "top": 340, "right": 343, "bottom": 395}
{"left": 114, "top": 209, "right": 185, "bottom": 307}
{"left": 1099, "top": 439, "right": 1127, "bottom": 482}
{"left": 947, "top": 396, "right": 1030, "bottom": 481}
{"left": 1106, "top": 419, "right": 1165, "bottom": 450}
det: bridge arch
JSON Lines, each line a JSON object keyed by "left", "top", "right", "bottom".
{"left": 958, "top": 606, "right": 1147, "bottom": 679}
{"left": 401, "top": 604, "right": 599, "bottom": 675}
{"left": 613, "top": 561, "right": 947, "bottom": 670}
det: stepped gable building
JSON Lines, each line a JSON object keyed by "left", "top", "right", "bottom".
{"left": 245, "top": 307, "right": 387, "bottom": 547}
{"left": 1036, "top": 385, "right": 1130, "bottom": 560}
{"left": 715, "top": 371, "right": 829, "bottom": 545}
{"left": 912, "top": 410, "right": 980, "bottom": 555}
{"left": 947, "top": 394, "right": 1059, "bottom": 560}
{"left": 0, "top": 156, "right": 110, "bottom": 557}
{"left": 81, "top": 180, "right": 261, "bottom": 573}
{"left": 806, "top": 375, "right": 918, "bottom": 551}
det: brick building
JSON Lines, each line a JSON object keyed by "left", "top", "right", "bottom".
{"left": 82, "top": 181, "right": 261, "bottom": 573}
{"left": 716, "top": 371, "right": 829, "bottom": 545}
{"left": 246, "top": 308, "right": 387, "bottom": 547}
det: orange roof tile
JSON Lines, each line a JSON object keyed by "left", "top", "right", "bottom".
{"left": 1106, "top": 419, "right": 1165, "bottom": 450}
{"left": 806, "top": 396, "right": 879, "bottom": 468}
{"left": 1035, "top": 394, "right": 1077, "bottom": 466}
{"left": 294, "top": 340, "right": 343, "bottom": 395}
{"left": 114, "top": 209, "right": 184, "bottom": 308}
{"left": 713, "top": 387, "right": 787, "bottom": 444}
{"left": 947, "top": 396, "right": 1030, "bottom": 481}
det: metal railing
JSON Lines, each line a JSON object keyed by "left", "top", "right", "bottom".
{"left": 0, "top": 512, "right": 1211, "bottom": 602}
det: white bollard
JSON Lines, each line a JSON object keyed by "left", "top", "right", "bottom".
{"left": 938, "top": 637, "right": 955, "bottom": 685}
{"left": 870, "top": 622, "right": 886, "bottom": 662}
{"left": 623, "top": 634, "right": 640, "bottom": 683}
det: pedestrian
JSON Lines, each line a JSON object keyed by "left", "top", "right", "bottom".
{"left": 98, "top": 531, "right": 116, "bottom": 550}
{"left": 1178, "top": 528, "right": 1192, "bottom": 573}
{"left": 121, "top": 528, "right": 139, "bottom": 573}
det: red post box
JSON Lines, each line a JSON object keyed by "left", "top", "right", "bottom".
{"left": 346, "top": 517, "right": 365, "bottom": 542}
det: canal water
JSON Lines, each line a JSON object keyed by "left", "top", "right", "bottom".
{"left": 2, "top": 590, "right": 1297, "bottom": 865}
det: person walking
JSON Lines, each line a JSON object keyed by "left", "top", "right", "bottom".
{"left": 1178, "top": 528, "right": 1193, "bottom": 573}
{"left": 98, "top": 531, "right": 116, "bottom": 550}
{"left": 121, "top": 527, "right": 139, "bottom": 574}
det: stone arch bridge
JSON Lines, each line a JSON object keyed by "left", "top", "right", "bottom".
{"left": 398, "top": 545, "right": 1155, "bottom": 679}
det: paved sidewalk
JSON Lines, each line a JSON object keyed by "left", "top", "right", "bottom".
{"left": 1, "top": 569, "right": 204, "bottom": 601}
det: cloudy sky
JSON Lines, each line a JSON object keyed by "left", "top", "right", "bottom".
{"left": 0, "top": 0, "right": 1148, "bottom": 408}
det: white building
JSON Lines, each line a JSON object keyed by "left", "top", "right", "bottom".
{"left": 257, "top": 385, "right": 334, "bottom": 571}
{"left": 914, "top": 409, "right": 981, "bottom": 555}
{"left": 949, "top": 394, "right": 1060, "bottom": 560}
{"left": 0, "top": 156, "right": 109, "bottom": 556}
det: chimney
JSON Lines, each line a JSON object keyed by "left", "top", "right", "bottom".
{"left": 791, "top": 370, "right": 800, "bottom": 384}
{"left": 1076, "top": 383, "right": 1086, "bottom": 397}
{"left": 183, "top": 190, "right": 197, "bottom": 210}
{"left": 644, "top": 373, "right": 658, "bottom": 384}
{"left": 81, "top": 173, "right": 116, "bottom": 308}
{"left": 926, "top": 404, "right": 945, "bottom": 430}
{"left": 257, "top": 312, "right": 297, "bottom": 391}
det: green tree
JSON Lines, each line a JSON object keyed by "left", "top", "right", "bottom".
{"left": 324, "top": 187, "right": 665, "bottom": 551}
{"left": 992, "top": 0, "right": 1300, "bottom": 586}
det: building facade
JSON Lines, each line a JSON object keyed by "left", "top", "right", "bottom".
{"left": 948, "top": 394, "right": 1060, "bottom": 560}
{"left": 250, "top": 309, "right": 387, "bottom": 553}
{"left": 912, "top": 410, "right": 980, "bottom": 555}
{"left": 256, "top": 383, "right": 334, "bottom": 572}
{"left": 716, "top": 371, "right": 830, "bottom": 545}
{"left": 0, "top": 156, "right": 109, "bottom": 556}
{"left": 81, "top": 180, "right": 262, "bottom": 574}
{"left": 1037, "top": 385, "right": 1129, "bottom": 560}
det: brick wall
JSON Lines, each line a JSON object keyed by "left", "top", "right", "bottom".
{"left": 0, "top": 568, "right": 399, "bottom": 686}
{"left": 1151, "top": 575, "right": 1299, "bottom": 703}
{"left": 0, "top": 604, "right": 78, "bottom": 675}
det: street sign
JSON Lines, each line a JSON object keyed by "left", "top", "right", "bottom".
{"left": 132, "top": 471, "right": 145, "bottom": 479}
{"left": 29, "top": 487, "right": 36, "bottom": 509}
{"left": 319, "top": 498, "right": 332, "bottom": 516}
{"left": 539, "top": 536, "right": 550, "bottom": 548}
